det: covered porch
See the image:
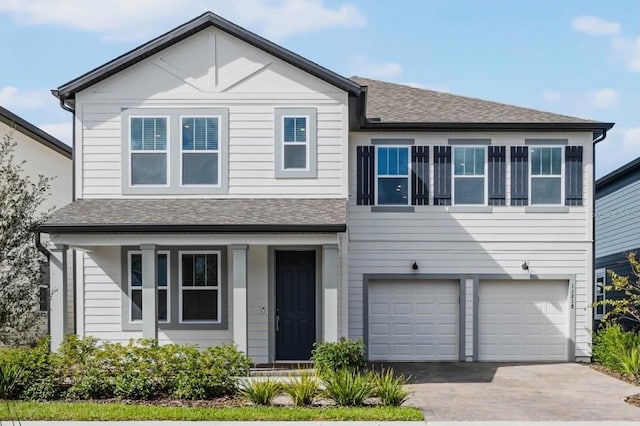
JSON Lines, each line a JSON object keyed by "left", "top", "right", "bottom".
{"left": 41, "top": 199, "right": 347, "bottom": 364}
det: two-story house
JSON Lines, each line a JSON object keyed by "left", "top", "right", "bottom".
{"left": 42, "top": 12, "right": 613, "bottom": 363}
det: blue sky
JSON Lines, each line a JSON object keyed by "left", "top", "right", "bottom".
{"left": 0, "top": 0, "right": 637, "bottom": 177}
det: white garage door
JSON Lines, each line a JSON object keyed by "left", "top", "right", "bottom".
{"left": 478, "top": 280, "right": 569, "bottom": 361}
{"left": 368, "top": 280, "right": 459, "bottom": 361}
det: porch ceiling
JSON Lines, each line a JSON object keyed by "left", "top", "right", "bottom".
{"left": 41, "top": 198, "right": 347, "bottom": 233}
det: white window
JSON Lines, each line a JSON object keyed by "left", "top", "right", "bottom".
{"left": 179, "top": 251, "right": 221, "bottom": 323}
{"left": 282, "top": 116, "right": 309, "bottom": 170}
{"left": 129, "top": 251, "right": 170, "bottom": 323}
{"left": 181, "top": 116, "right": 220, "bottom": 186}
{"left": 595, "top": 268, "right": 607, "bottom": 320}
{"left": 130, "top": 117, "right": 169, "bottom": 186}
{"left": 376, "top": 146, "right": 410, "bottom": 205}
{"left": 453, "top": 146, "right": 486, "bottom": 205}
{"left": 530, "top": 146, "right": 563, "bottom": 205}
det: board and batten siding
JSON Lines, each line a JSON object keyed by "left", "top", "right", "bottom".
{"left": 595, "top": 179, "right": 640, "bottom": 259}
{"left": 347, "top": 131, "right": 595, "bottom": 358}
{"left": 73, "top": 27, "right": 348, "bottom": 200}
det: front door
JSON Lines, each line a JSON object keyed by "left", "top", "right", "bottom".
{"left": 275, "top": 250, "right": 316, "bottom": 360}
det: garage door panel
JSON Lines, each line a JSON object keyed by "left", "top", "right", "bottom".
{"left": 479, "top": 280, "right": 569, "bottom": 362}
{"left": 368, "top": 280, "right": 459, "bottom": 361}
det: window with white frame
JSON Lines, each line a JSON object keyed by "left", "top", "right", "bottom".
{"left": 453, "top": 146, "right": 486, "bottom": 205}
{"left": 129, "top": 251, "right": 169, "bottom": 322}
{"left": 130, "top": 117, "right": 168, "bottom": 185}
{"left": 282, "top": 116, "right": 308, "bottom": 170}
{"left": 179, "top": 251, "right": 221, "bottom": 323}
{"left": 530, "top": 146, "right": 563, "bottom": 205}
{"left": 181, "top": 117, "right": 219, "bottom": 185}
{"left": 376, "top": 146, "right": 410, "bottom": 205}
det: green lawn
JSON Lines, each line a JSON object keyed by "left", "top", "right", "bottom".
{"left": 0, "top": 401, "right": 424, "bottom": 421}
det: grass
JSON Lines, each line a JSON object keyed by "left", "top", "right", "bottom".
{"left": 0, "top": 400, "right": 424, "bottom": 421}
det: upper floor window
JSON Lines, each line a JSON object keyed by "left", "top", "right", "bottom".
{"left": 130, "top": 117, "right": 168, "bottom": 186}
{"left": 453, "top": 146, "right": 486, "bottom": 205}
{"left": 181, "top": 117, "right": 219, "bottom": 186}
{"left": 376, "top": 146, "right": 409, "bottom": 205}
{"left": 274, "top": 108, "right": 317, "bottom": 179}
{"left": 530, "top": 146, "right": 563, "bottom": 205}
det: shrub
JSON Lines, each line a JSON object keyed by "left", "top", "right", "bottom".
{"left": 374, "top": 368, "right": 410, "bottom": 406}
{"left": 240, "top": 378, "right": 281, "bottom": 405}
{"left": 21, "top": 375, "right": 61, "bottom": 401}
{"left": 282, "top": 372, "right": 320, "bottom": 406}
{"left": 311, "top": 338, "right": 366, "bottom": 377}
{"left": 593, "top": 324, "right": 640, "bottom": 376}
{"left": 114, "top": 370, "right": 157, "bottom": 400}
{"left": 66, "top": 369, "right": 115, "bottom": 400}
{"left": 0, "top": 362, "right": 24, "bottom": 399}
{"left": 322, "top": 369, "right": 375, "bottom": 406}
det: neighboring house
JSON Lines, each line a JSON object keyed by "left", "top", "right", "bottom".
{"left": 0, "top": 106, "right": 74, "bottom": 339}
{"left": 42, "top": 12, "right": 613, "bottom": 363}
{"left": 594, "top": 157, "right": 640, "bottom": 330}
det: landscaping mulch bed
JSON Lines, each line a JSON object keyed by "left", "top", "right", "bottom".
{"left": 588, "top": 364, "right": 640, "bottom": 408}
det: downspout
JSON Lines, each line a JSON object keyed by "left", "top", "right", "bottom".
{"left": 591, "top": 128, "right": 608, "bottom": 336}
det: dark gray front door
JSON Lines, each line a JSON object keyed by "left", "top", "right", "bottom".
{"left": 276, "top": 250, "right": 316, "bottom": 360}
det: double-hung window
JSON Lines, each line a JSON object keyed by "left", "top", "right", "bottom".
{"left": 129, "top": 251, "right": 169, "bottom": 322}
{"left": 130, "top": 117, "right": 168, "bottom": 185}
{"left": 181, "top": 117, "right": 219, "bottom": 185}
{"left": 530, "top": 146, "right": 563, "bottom": 205}
{"left": 283, "top": 116, "right": 308, "bottom": 170}
{"left": 179, "top": 251, "right": 221, "bottom": 323}
{"left": 376, "top": 146, "right": 410, "bottom": 205}
{"left": 453, "top": 146, "right": 486, "bottom": 205}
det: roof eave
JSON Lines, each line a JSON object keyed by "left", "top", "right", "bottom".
{"left": 595, "top": 157, "right": 640, "bottom": 191}
{"left": 40, "top": 223, "right": 347, "bottom": 234}
{"left": 54, "top": 12, "right": 361, "bottom": 101}
{"left": 357, "top": 121, "right": 615, "bottom": 132}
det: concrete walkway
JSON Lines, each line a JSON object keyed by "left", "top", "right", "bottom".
{"left": 380, "top": 362, "right": 640, "bottom": 421}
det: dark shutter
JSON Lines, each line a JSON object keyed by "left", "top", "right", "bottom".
{"left": 433, "top": 146, "right": 451, "bottom": 206}
{"left": 411, "top": 146, "right": 429, "bottom": 205}
{"left": 510, "top": 146, "right": 529, "bottom": 206}
{"left": 565, "top": 146, "right": 583, "bottom": 206}
{"left": 488, "top": 146, "right": 506, "bottom": 206}
{"left": 356, "top": 146, "right": 375, "bottom": 205}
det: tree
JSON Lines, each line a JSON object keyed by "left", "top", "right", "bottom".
{"left": 594, "top": 252, "right": 640, "bottom": 327}
{"left": 0, "top": 131, "right": 52, "bottom": 345}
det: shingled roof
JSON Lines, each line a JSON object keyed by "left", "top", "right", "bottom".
{"left": 351, "top": 77, "right": 608, "bottom": 126}
{"left": 41, "top": 198, "right": 346, "bottom": 233}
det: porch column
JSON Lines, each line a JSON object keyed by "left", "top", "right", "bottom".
{"left": 49, "top": 244, "right": 68, "bottom": 351}
{"left": 140, "top": 244, "right": 158, "bottom": 340}
{"left": 232, "top": 244, "right": 248, "bottom": 354}
{"left": 322, "top": 244, "right": 339, "bottom": 342}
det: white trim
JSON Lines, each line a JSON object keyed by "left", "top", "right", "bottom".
{"left": 452, "top": 145, "right": 488, "bottom": 206}
{"left": 128, "top": 250, "right": 170, "bottom": 324}
{"left": 178, "top": 250, "right": 222, "bottom": 324}
{"left": 528, "top": 145, "right": 565, "bottom": 206}
{"left": 128, "top": 115, "right": 170, "bottom": 188}
{"left": 281, "top": 115, "right": 310, "bottom": 172}
{"left": 374, "top": 145, "right": 411, "bottom": 206}
{"left": 595, "top": 267, "right": 607, "bottom": 321}
{"left": 179, "top": 114, "right": 222, "bottom": 187}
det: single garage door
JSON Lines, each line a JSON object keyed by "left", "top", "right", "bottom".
{"left": 478, "top": 280, "right": 569, "bottom": 361}
{"left": 368, "top": 280, "right": 459, "bottom": 361}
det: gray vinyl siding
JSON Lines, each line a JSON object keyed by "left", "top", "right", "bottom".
{"left": 595, "top": 179, "right": 640, "bottom": 258}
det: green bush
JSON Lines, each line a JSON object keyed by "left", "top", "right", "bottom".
{"left": 374, "top": 368, "right": 410, "bottom": 406}
{"left": 322, "top": 369, "right": 375, "bottom": 406}
{"left": 311, "top": 338, "right": 366, "bottom": 377}
{"left": 114, "top": 370, "right": 157, "bottom": 400}
{"left": 0, "top": 361, "right": 24, "bottom": 399}
{"left": 282, "top": 372, "right": 320, "bottom": 406}
{"left": 593, "top": 324, "right": 640, "bottom": 377}
{"left": 240, "top": 378, "right": 281, "bottom": 405}
{"left": 21, "top": 376, "right": 62, "bottom": 401}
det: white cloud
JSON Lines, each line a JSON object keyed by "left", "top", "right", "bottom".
{"left": 542, "top": 90, "right": 561, "bottom": 102}
{"left": 621, "top": 127, "right": 640, "bottom": 151}
{"left": 39, "top": 121, "right": 72, "bottom": 144}
{"left": 571, "top": 16, "right": 620, "bottom": 36}
{"left": 350, "top": 56, "right": 402, "bottom": 78}
{"left": 0, "top": 86, "right": 51, "bottom": 109}
{"left": 586, "top": 88, "right": 619, "bottom": 109}
{"left": 596, "top": 127, "right": 640, "bottom": 178}
{"left": 0, "top": 0, "right": 366, "bottom": 42}
{"left": 612, "top": 35, "right": 640, "bottom": 72}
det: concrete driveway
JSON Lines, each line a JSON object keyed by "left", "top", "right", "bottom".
{"left": 378, "top": 362, "right": 640, "bottom": 421}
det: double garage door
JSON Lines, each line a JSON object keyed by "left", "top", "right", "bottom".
{"left": 368, "top": 279, "right": 569, "bottom": 362}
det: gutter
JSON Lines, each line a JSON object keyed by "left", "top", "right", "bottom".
{"left": 35, "top": 232, "right": 50, "bottom": 260}
{"left": 40, "top": 223, "right": 348, "bottom": 234}
{"left": 356, "top": 121, "right": 616, "bottom": 132}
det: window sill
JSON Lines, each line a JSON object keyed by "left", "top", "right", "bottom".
{"left": 370, "top": 206, "right": 415, "bottom": 213}
{"left": 524, "top": 206, "right": 570, "bottom": 213}
{"left": 447, "top": 206, "right": 493, "bottom": 213}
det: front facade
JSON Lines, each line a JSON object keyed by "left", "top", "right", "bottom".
{"left": 44, "top": 12, "right": 612, "bottom": 363}
{"left": 594, "top": 157, "right": 640, "bottom": 329}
